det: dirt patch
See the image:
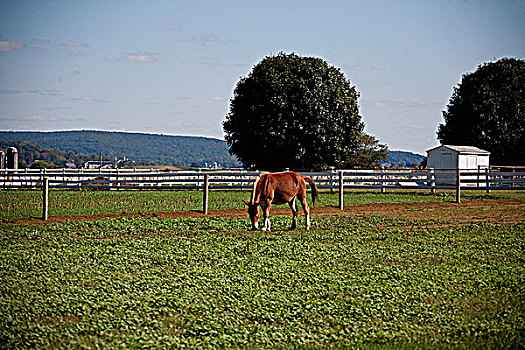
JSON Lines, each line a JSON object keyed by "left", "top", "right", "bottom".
{"left": 3, "top": 199, "right": 524, "bottom": 226}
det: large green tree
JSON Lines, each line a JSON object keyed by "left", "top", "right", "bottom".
{"left": 223, "top": 53, "right": 387, "bottom": 170}
{"left": 437, "top": 58, "right": 525, "bottom": 165}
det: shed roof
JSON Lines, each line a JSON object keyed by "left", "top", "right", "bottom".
{"left": 426, "top": 145, "right": 490, "bottom": 155}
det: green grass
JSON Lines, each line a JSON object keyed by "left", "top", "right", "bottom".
{"left": 0, "top": 215, "right": 523, "bottom": 348}
{"left": 1, "top": 189, "right": 524, "bottom": 218}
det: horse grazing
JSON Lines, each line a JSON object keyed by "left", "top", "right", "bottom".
{"left": 243, "top": 171, "right": 318, "bottom": 231}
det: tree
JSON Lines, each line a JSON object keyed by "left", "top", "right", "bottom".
{"left": 437, "top": 58, "right": 525, "bottom": 165}
{"left": 30, "top": 160, "right": 57, "bottom": 169}
{"left": 223, "top": 53, "right": 387, "bottom": 170}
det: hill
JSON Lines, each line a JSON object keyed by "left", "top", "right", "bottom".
{"left": 386, "top": 150, "right": 425, "bottom": 168}
{"left": 0, "top": 140, "right": 99, "bottom": 168}
{"left": 0, "top": 130, "right": 241, "bottom": 168}
{"left": 1, "top": 131, "right": 425, "bottom": 169}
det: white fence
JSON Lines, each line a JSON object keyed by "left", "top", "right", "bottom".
{"left": 2, "top": 168, "right": 524, "bottom": 220}
{"left": 1, "top": 167, "right": 524, "bottom": 191}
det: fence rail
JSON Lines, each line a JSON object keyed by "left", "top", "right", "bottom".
{"left": 1, "top": 168, "right": 525, "bottom": 191}
{"left": 2, "top": 168, "right": 524, "bottom": 219}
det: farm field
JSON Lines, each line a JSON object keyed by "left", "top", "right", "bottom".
{"left": 0, "top": 192, "right": 524, "bottom": 348}
{"left": 1, "top": 188, "right": 525, "bottom": 220}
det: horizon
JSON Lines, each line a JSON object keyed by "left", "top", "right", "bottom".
{"left": 1, "top": 0, "right": 524, "bottom": 154}
{"left": 0, "top": 129, "right": 427, "bottom": 155}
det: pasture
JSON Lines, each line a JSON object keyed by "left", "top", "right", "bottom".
{"left": 0, "top": 190, "right": 524, "bottom": 348}
{"left": 2, "top": 188, "right": 525, "bottom": 219}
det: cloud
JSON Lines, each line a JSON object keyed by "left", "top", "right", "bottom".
{"left": 205, "top": 62, "right": 247, "bottom": 68}
{"left": 68, "top": 96, "right": 108, "bottom": 103}
{"left": 41, "top": 89, "right": 61, "bottom": 96}
{"left": 182, "top": 32, "right": 226, "bottom": 46}
{"left": 0, "top": 89, "right": 22, "bottom": 94}
{"left": 30, "top": 39, "right": 51, "bottom": 45}
{"left": 124, "top": 54, "right": 158, "bottom": 63}
{"left": 22, "top": 115, "right": 58, "bottom": 121}
{"left": 60, "top": 41, "right": 89, "bottom": 48}
{"left": 342, "top": 64, "right": 377, "bottom": 71}
{"left": 393, "top": 124, "right": 432, "bottom": 130}
{"left": 20, "top": 115, "right": 86, "bottom": 122}
{"left": 211, "top": 96, "right": 227, "bottom": 102}
{"left": 168, "top": 23, "right": 181, "bottom": 29}
{"left": 365, "top": 100, "right": 429, "bottom": 108}
{"left": 0, "top": 40, "right": 26, "bottom": 52}
{"left": 42, "top": 106, "right": 75, "bottom": 112}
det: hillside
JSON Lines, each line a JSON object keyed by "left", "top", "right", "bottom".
{"left": 386, "top": 150, "right": 425, "bottom": 168}
{"left": 1, "top": 130, "right": 425, "bottom": 169}
{"left": 0, "top": 140, "right": 99, "bottom": 168}
{"left": 0, "top": 131, "right": 241, "bottom": 168}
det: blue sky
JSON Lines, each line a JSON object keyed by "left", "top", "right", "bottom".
{"left": 1, "top": 0, "right": 524, "bottom": 154}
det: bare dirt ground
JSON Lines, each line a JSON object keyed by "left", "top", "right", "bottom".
{"left": 4, "top": 199, "right": 524, "bottom": 226}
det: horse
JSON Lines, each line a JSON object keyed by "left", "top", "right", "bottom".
{"left": 243, "top": 171, "right": 318, "bottom": 231}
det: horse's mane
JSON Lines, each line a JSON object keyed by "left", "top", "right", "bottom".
{"left": 250, "top": 173, "right": 267, "bottom": 204}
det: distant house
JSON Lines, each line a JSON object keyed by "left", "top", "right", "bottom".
{"left": 65, "top": 162, "right": 77, "bottom": 169}
{"left": 84, "top": 161, "right": 113, "bottom": 169}
{"left": 426, "top": 145, "right": 490, "bottom": 186}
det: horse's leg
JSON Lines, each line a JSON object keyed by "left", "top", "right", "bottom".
{"left": 299, "top": 195, "right": 311, "bottom": 230}
{"left": 288, "top": 197, "right": 298, "bottom": 230}
{"left": 261, "top": 200, "right": 272, "bottom": 231}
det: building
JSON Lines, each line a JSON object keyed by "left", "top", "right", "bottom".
{"left": 84, "top": 160, "right": 113, "bottom": 169}
{"left": 427, "top": 145, "right": 490, "bottom": 169}
{"left": 426, "top": 145, "right": 490, "bottom": 186}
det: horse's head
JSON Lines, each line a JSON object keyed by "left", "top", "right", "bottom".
{"left": 243, "top": 200, "right": 260, "bottom": 230}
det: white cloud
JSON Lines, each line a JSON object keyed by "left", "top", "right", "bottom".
{"left": 211, "top": 96, "right": 226, "bottom": 102}
{"left": 68, "top": 96, "right": 108, "bottom": 103}
{"left": 23, "top": 115, "right": 58, "bottom": 121}
{"left": 205, "top": 62, "right": 247, "bottom": 68}
{"left": 366, "top": 100, "right": 429, "bottom": 108}
{"left": 182, "top": 32, "right": 225, "bottom": 46}
{"left": 60, "top": 41, "right": 89, "bottom": 48}
{"left": 124, "top": 54, "right": 158, "bottom": 63}
{"left": 0, "top": 89, "right": 22, "bottom": 94}
{"left": 0, "top": 115, "right": 87, "bottom": 123}
{"left": 30, "top": 39, "right": 51, "bottom": 45}
{"left": 0, "top": 40, "right": 26, "bottom": 52}
{"left": 342, "top": 64, "right": 376, "bottom": 71}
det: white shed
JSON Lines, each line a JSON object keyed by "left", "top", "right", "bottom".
{"left": 427, "top": 145, "right": 490, "bottom": 169}
{"left": 426, "top": 145, "right": 490, "bottom": 186}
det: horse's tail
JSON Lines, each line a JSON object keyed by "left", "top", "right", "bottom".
{"left": 302, "top": 176, "right": 319, "bottom": 207}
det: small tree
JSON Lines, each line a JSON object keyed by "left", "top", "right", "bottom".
{"left": 223, "top": 53, "right": 387, "bottom": 170}
{"left": 30, "top": 160, "right": 57, "bottom": 169}
{"left": 437, "top": 58, "right": 525, "bottom": 165}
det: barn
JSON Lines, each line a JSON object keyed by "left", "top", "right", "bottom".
{"left": 426, "top": 145, "right": 490, "bottom": 186}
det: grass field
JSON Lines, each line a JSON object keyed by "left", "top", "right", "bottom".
{"left": 2, "top": 188, "right": 525, "bottom": 218}
{"left": 1, "top": 199, "right": 524, "bottom": 348}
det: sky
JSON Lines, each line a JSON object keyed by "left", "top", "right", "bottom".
{"left": 1, "top": 0, "right": 524, "bottom": 155}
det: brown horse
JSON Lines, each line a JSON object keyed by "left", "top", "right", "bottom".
{"left": 243, "top": 171, "right": 318, "bottom": 231}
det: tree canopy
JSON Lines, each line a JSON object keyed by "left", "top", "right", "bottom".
{"left": 437, "top": 58, "right": 525, "bottom": 165}
{"left": 223, "top": 53, "right": 387, "bottom": 170}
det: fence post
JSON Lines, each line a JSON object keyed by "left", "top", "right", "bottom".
{"left": 330, "top": 167, "right": 335, "bottom": 193}
{"left": 380, "top": 170, "right": 386, "bottom": 194}
{"left": 456, "top": 168, "right": 461, "bottom": 204}
{"left": 42, "top": 177, "right": 49, "bottom": 220}
{"left": 203, "top": 174, "right": 209, "bottom": 215}
{"left": 430, "top": 169, "right": 436, "bottom": 195}
{"left": 486, "top": 168, "right": 491, "bottom": 193}
{"left": 339, "top": 171, "right": 344, "bottom": 210}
